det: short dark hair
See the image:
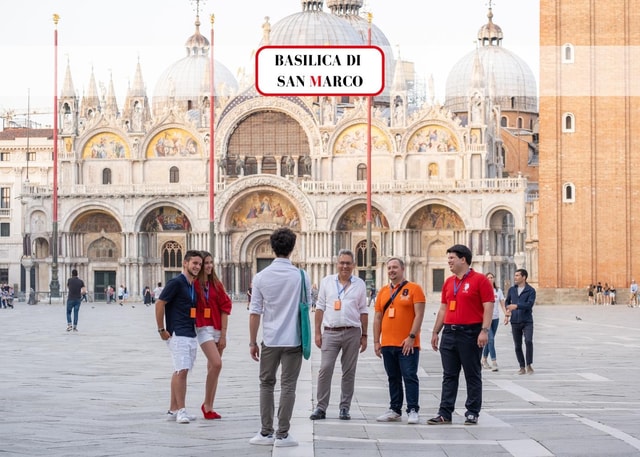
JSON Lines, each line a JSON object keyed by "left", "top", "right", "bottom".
{"left": 184, "top": 250, "right": 203, "bottom": 262}
{"left": 337, "top": 248, "right": 355, "bottom": 263}
{"left": 516, "top": 268, "right": 529, "bottom": 280}
{"left": 446, "top": 244, "right": 472, "bottom": 265}
{"left": 270, "top": 227, "right": 297, "bottom": 257}
{"left": 387, "top": 257, "right": 405, "bottom": 268}
{"left": 71, "top": 269, "right": 78, "bottom": 277}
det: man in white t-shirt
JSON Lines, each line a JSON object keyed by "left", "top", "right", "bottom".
{"left": 248, "top": 227, "right": 311, "bottom": 448}
{"left": 630, "top": 280, "right": 638, "bottom": 307}
{"left": 153, "top": 282, "right": 163, "bottom": 304}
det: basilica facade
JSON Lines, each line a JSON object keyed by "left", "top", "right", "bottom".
{"left": 1, "top": 0, "right": 538, "bottom": 301}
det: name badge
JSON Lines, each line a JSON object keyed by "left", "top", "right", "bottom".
{"left": 334, "top": 299, "right": 341, "bottom": 311}
{"left": 388, "top": 307, "right": 395, "bottom": 318}
{"left": 190, "top": 307, "right": 196, "bottom": 318}
{"left": 204, "top": 308, "right": 211, "bottom": 319}
{"left": 449, "top": 300, "right": 456, "bottom": 311}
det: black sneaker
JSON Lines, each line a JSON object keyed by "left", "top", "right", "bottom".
{"left": 309, "top": 408, "right": 326, "bottom": 420}
{"left": 464, "top": 414, "right": 478, "bottom": 425}
{"left": 427, "top": 415, "right": 451, "bottom": 425}
{"left": 339, "top": 408, "right": 351, "bottom": 420}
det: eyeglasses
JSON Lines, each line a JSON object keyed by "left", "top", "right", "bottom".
{"left": 338, "top": 262, "right": 353, "bottom": 266}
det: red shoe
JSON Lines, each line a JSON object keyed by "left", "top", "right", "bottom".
{"left": 201, "top": 404, "right": 221, "bottom": 420}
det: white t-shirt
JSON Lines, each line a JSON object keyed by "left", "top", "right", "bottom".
{"left": 492, "top": 287, "right": 504, "bottom": 319}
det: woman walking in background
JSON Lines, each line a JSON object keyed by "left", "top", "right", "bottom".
{"left": 481, "top": 273, "right": 505, "bottom": 372}
{"left": 195, "top": 251, "right": 232, "bottom": 419}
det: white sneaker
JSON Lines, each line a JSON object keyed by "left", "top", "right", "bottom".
{"left": 376, "top": 409, "right": 401, "bottom": 422}
{"left": 407, "top": 409, "right": 420, "bottom": 424}
{"left": 175, "top": 408, "right": 196, "bottom": 424}
{"left": 274, "top": 434, "right": 298, "bottom": 447}
{"left": 166, "top": 409, "right": 197, "bottom": 422}
{"left": 249, "top": 432, "right": 275, "bottom": 446}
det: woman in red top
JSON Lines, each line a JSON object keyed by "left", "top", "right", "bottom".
{"left": 195, "top": 251, "right": 232, "bottom": 419}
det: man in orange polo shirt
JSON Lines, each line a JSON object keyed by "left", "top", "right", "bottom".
{"left": 428, "top": 244, "right": 494, "bottom": 426}
{"left": 373, "top": 257, "right": 426, "bottom": 424}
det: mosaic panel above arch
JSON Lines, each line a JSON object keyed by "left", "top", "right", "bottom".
{"left": 146, "top": 128, "right": 200, "bottom": 158}
{"left": 337, "top": 204, "right": 389, "bottom": 230}
{"left": 333, "top": 124, "right": 391, "bottom": 155}
{"left": 71, "top": 211, "right": 122, "bottom": 232}
{"left": 142, "top": 207, "right": 192, "bottom": 232}
{"left": 82, "top": 132, "right": 130, "bottom": 159}
{"left": 407, "top": 204, "right": 464, "bottom": 230}
{"left": 407, "top": 125, "right": 460, "bottom": 153}
{"left": 227, "top": 191, "right": 300, "bottom": 231}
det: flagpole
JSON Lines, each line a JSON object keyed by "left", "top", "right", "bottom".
{"left": 50, "top": 13, "right": 60, "bottom": 298}
{"left": 365, "top": 12, "right": 373, "bottom": 292}
{"left": 208, "top": 13, "right": 215, "bottom": 256}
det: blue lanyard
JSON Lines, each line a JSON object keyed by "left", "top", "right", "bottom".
{"left": 453, "top": 271, "right": 470, "bottom": 297}
{"left": 182, "top": 274, "right": 195, "bottom": 305}
{"left": 335, "top": 276, "right": 352, "bottom": 299}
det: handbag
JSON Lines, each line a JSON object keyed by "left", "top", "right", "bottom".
{"left": 298, "top": 269, "right": 312, "bottom": 360}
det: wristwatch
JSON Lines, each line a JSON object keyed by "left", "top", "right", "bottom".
{"left": 482, "top": 327, "right": 490, "bottom": 333}
{"left": 409, "top": 333, "right": 416, "bottom": 339}
{"left": 157, "top": 328, "right": 165, "bottom": 333}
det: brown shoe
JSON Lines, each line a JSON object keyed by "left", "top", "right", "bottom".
{"left": 526, "top": 365, "right": 534, "bottom": 374}
{"left": 517, "top": 367, "right": 526, "bottom": 375}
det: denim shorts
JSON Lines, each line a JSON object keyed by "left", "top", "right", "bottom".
{"left": 196, "top": 326, "right": 222, "bottom": 345}
{"left": 166, "top": 335, "right": 197, "bottom": 372}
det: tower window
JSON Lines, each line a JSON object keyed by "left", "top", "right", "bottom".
{"left": 501, "top": 116, "right": 508, "bottom": 127}
{"left": 563, "top": 183, "right": 575, "bottom": 203}
{"left": 562, "top": 43, "right": 574, "bottom": 63}
{"left": 562, "top": 113, "right": 575, "bottom": 133}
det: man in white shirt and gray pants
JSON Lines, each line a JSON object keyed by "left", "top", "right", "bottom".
{"left": 310, "top": 249, "right": 368, "bottom": 421}
{"left": 249, "top": 227, "right": 311, "bottom": 448}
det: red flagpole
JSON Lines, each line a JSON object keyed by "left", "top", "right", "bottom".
{"left": 50, "top": 13, "right": 61, "bottom": 298}
{"left": 208, "top": 13, "right": 216, "bottom": 256}
{"left": 365, "top": 12, "right": 373, "bottom": 291}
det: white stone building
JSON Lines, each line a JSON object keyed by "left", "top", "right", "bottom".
{"left": 0, "top": 0, "right": 537, "bottom": 301}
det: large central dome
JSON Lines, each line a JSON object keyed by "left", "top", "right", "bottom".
{"left": 152, "top": 16, "right": 238, "bottom": 116}
{"left": 445, "top": 8, "right": 537, "bottom": 114}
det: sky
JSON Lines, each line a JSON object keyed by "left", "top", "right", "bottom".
{"left": 0, "top": 0, "right": 539, "bottom": 126}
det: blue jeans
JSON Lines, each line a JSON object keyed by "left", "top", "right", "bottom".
{"left": 511, "top": 321, "right": 534, "bottom": 367}
{"left": 66, "top": 299, "right": 81, "bottom": 326}
{"left": 437, "top": 324, "right": 483, "bottom": 419}
{"left": 381, "top": 346, "right": 420, "bottom": 414}
{"left": 482, "top": 318, "right": 500, "bottom": 360}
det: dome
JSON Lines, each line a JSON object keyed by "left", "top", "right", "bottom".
{"left": 152, "top": 16, "right": 238, "bottom": 115}
{"left": 444, "top": 8, "right": 537, "bottom": 114}
{"left": 269, "top": 1, "right": 363, "bottom": 46}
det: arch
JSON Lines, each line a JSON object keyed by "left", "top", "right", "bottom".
{"left": 224, "top": 189, "right": 301, "bottom": 232}
{"left": 336, "top": 203, "right": 389, "bottom": 230}
{"left": 82, "top": 132, "right": 130, "bottom": 159}
{"left": 161, "top": 240, "right": 184, "bottom": 269}
{"left": 33, "top": 237, "right": 49, "bottom": 259}
{"left": 146, "top": 127, "right": 200, "bottom": 158}
{"left": 71, "top": 211, "right": 122, "bottom": 233}
{"left": 355, "top": 239, "right": 377, "bottom": 269}
{"left": 406, "top": 124, "right": 460, "bottom": 153}
{"left": 333, "top": 123, "right": 392, "bottom": 155}
{"left": 88, "top": 237, "right": 118, "bottom": 260}
{"left": 140, "top": 206, "right": 192, "bottom": 232}
{"left": 406, "top": 204, "right": 465, "bottom": 230}
{"left": 501, "top": 116, "right": 508, "bottom": 127}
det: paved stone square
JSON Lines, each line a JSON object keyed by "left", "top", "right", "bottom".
{"left": 1, "top": 301, "right": 639, "bottom": 456}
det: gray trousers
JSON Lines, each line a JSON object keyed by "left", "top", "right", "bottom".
{"left": 316, "top": 326, "right": 361, "bottom": 412}
{"left": 259, "top": 344, "right": 303, "bottom": 438}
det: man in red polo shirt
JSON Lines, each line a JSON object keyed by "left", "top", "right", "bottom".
{"left": 428, "top": 244, "right": 494, "bottom": 425}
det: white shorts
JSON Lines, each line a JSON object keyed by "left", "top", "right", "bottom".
{"left": 196, "top": 326, "right": 222, "bottom": 345}
{"left": 166, "top": 335, "right": 197, "bottom": 372}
